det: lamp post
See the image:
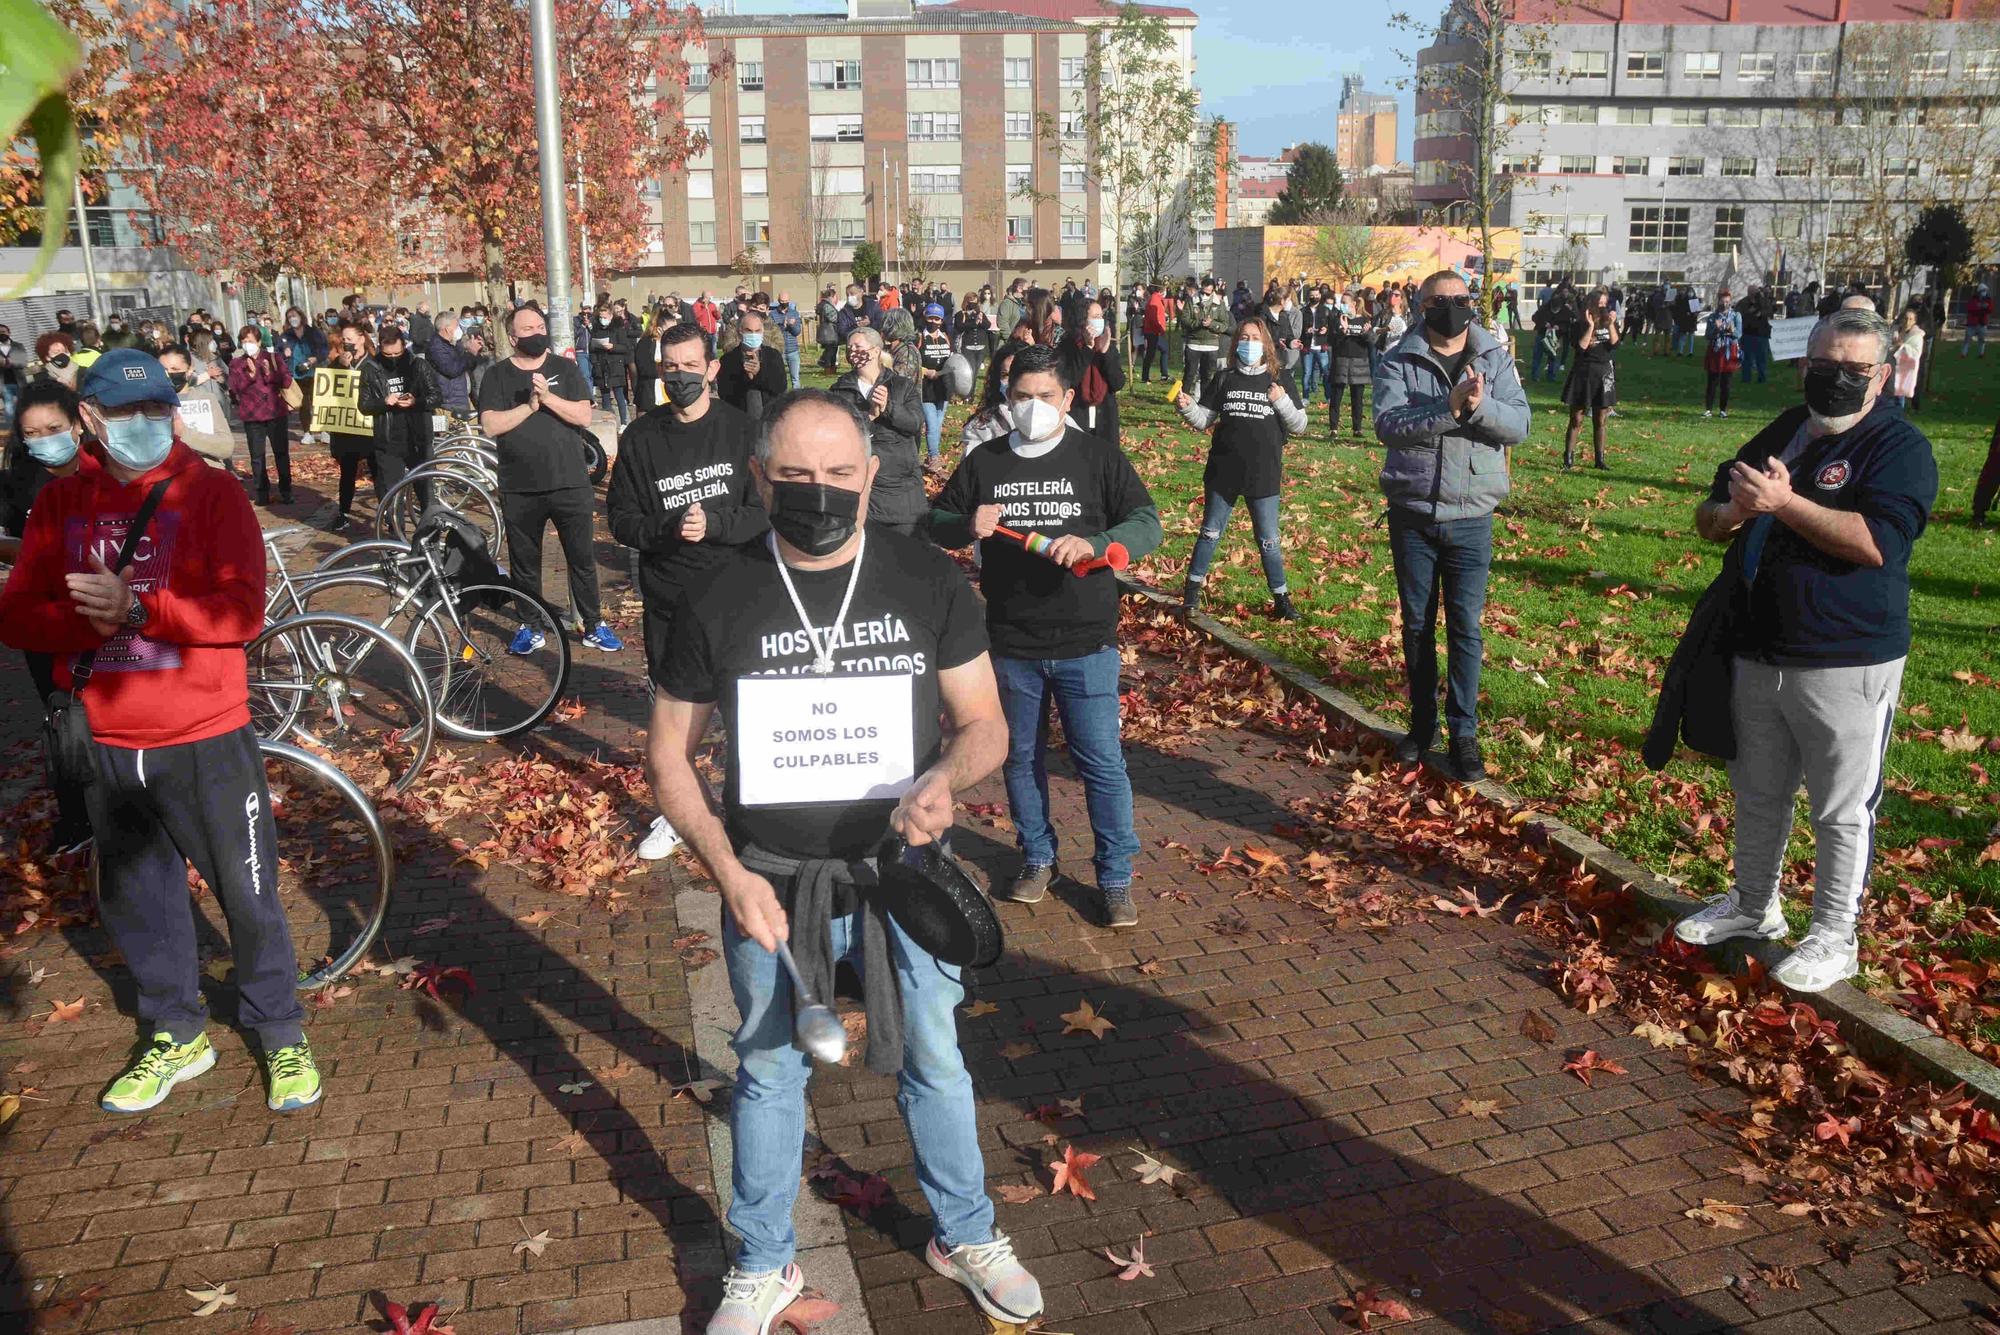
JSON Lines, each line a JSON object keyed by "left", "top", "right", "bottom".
{"left": 528, "top": 0, "right": 574, "bottom": 351}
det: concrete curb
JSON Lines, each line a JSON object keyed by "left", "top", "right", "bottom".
{"left": 1120, "top": 579, "right": 2000, "bottom": 1112}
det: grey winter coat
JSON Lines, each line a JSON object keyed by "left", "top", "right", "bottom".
{"left": 1371, "top": 322, "right": 1531, "bottom": 522}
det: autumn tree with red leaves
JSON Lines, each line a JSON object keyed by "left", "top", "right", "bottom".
{"left": 0, "top": 0, "right": 135, "bottom": 250}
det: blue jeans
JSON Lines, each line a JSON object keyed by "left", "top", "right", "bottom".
{"left": 599, "top": 379, "right": 631, "bottom": 426}
{"left": 1386, "top": 509, "right": 1493, "bottom": 741}
{"left": 1300, "top": 349, "right": 1329, "bottom": 397}
{"left": 723, "top": 909, "right": 992, "bottom": 1271}
{"left": 1529, "top": 339, "right": 1563, "bottom": 382}
{"left": 921, "top": 400, "right": 945, "bottom": 459}
{"left": 1741, "top": 335, "right": 1770, "bottom": 383}
{"left": 575, "top": 348, "right": 595, "bottom": 395}
{"left": 992, "top": 648, "right": 1138, "bottom": 888}
{"left": 1187, "top": 491, "right": 1287, "bottom": 594}
{"left": 785, "top": 347, "right": 801, "bottom": 389}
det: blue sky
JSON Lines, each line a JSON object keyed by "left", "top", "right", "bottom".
{"left": 723, "top": 0, "right": 1419, "bottom": 161}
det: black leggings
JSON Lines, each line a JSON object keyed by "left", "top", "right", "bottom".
{"left": 244, "top": 417, "right": 291, "bottom": 495}
{"left": 1704, "top": 370, "right": 1732, "bottom": 412}
{"left": 336, "top": 451, "right": 407, "bottom": 516}
{"left": 1328, "top": 382, "right": 1366, "bottom": 433}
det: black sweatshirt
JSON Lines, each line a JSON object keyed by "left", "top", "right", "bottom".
{"left": 606, "top": 401, "right": 771, "bottom": 611}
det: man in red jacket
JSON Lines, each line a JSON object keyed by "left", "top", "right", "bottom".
{"left": 0, "top": 349, "right": 321, "bottom": 1116}
{"left": 1139, "top": 283, "right": 1171, "bottom": 384}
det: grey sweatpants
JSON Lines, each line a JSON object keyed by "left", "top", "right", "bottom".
{"left": 1727, "top": 656, "right": 1904, "bottom": 937}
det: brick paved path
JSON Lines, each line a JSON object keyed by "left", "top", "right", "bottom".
{"left": 1, "top": 499, "right": 1994, "bottom": 1334}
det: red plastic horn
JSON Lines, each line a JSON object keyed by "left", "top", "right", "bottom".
{"left": 992, "top": 526, "right": 1126, "bottom": 578}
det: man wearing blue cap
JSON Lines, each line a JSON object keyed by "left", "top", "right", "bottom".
{"left": 0, "top": 349, "right": 322, "bottom": 1114}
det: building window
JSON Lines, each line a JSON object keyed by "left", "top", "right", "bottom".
{"left": 740, "top": 116, "right": 765, "bottom": 143}
{"left": 1005, "top": 111, "right": 1033, "bottom": 140}
{"left": 1004, "top": 56, "right": 1032, "bottom": 87}
{"left": 910, "top": 166, "right": 962, "bottom": 193}
{"left": 688, "top": 170, "right": 713, "bottom": 199}
{"left": 1683, "top": 51, "right": 1720, "bottom": 81}
{"left": 1737, "top": 52, "right": 1773, "bottom": 82}
{"left": 1713, "top": 205, "right": 1745, "bottom": 252}
{"left": 1625, "top": 51, "right": 1662, "bottom": 79}
{"left": 906, "top": 58, "right": 960, "bottom": 89}
{"left": 1720, "top": 156, "right": 1756, "bottom": 177}
{"left": 1774, "top": 157, "right": 1811, "bottom": 177}
{"left": 1712, "top": 106, "right": 1758, "bottom": 128}
{"left": 1666, "top": 156, "right": 1703, "bottom": 176}
{"left": 1059, "top": 165, "right": 1086, "bottom": 192}
{"left": 1566, "top": 51, "right": 1608, "bottom": 78}
{"left": 1911, "top": 50, "right": 1949, "bottom": 78}
{"left": 819, "top": 167, "right": 864, "bottom": 195}
{"left": 1525, "top": 210, "right": 1560, "bottom": 234}
{"left": 1629, "top": 205, "right": 1689, "bottom": 254}
{"left": 1610, "top": 155, "right": 1646, "bottom": 175}
{"left": 1655, "top": 106, "right": 1705, "bottom": 127}
{"left": 1829, "top": 158, "right": 1862, "bottom": 178}
{"left": 1513, "top": 49, "right": 1553, "bottom": 78}
{"left": 1827, "top": 206, "right": 1861, "bottom": 241}
{"left": 1006, "top": 165, "right": 1032, "bottom": 193}
{"left": 1557, "top": 104, "right": 1596, "bottom": 124}
{"left": 744, "top": 220, "right": 770, "bottom": 246}
{"left": 738, "top": 61, "right": 763, "bottom": 92}
{"left": 1060, "top": 215, "right": 1086, "bottom": 244}
{"left": 808, "top": 59, "right": 861, "bottom": 91}
{"left": 1849, "top": 52, "right": 1891, "bottom": 81}
{"left": 1937, "top": 159, "right": 1973, "bottom": 179}
{"left": 1772, "top": 209, "right": 1806, "bottom": 241}
{"left": 1060, "top": 111, "right": 1085, "bottom": 140}
{"left": 1007, "top": 215, "right": 1033, "bottom": 244}
{"left": 686, "top": 61, "right": 710, "bottom": 91}
{"left": 1570, "top": 213, "right": 1606, "bottom": 237}
{"left": 1416, "top": 109, "right": 1469, "bottom": 135}
{"left": 924, "top": 215, "right": 963, "bottom": 244}
{"left": 742, "top": 169, "right": 767, "bottom": 196}
{"left": 1884, "top": 157, "right": 1919, "bottom": 178}
{"left": 908, "top": 111, "right": 961, "bottom": 142}
{"left": 809, "top": 114, "right": 864, "bottom": 143}
{"left": 1609, "top": 106, "right": 1650, "bottom": 126}
{"left": 1558, "top": 154, "right": 1596, "bottom": 174}
{"left": 1795, "top": 51, "right": 1832, "bottom": 79}
{"left": 817, "top": 218, "right": 865, "bottom": 245}
{"left": 1966, "top": 49, "right": 2000, "bottom": 79}
{"left": 1060, "top": 56, "right": 1086, "bottom": 86}
{"left": 1499, "top": 154, "right": 1540, "bottom": 174}
{"left": 690, "top": 220, "right": 716, "bottom": 246}
{"left": 1928, "top": 103, "right": 1982, "bottom": 128}
{"left": 685, "top": 117, "right": 710, "bottom": 143}
{"left": 640, "top": 177, "right": 661, "bottom": 200}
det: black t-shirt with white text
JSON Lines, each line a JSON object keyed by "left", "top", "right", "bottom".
{"left": 935, "top": 426, "right": 1154, "bottom": 659}
{"left": 657, "top": 531, "right": 989, "bottom": 861}
{"left": 918, "top": 330, "right": 954, "bottom": 405}
{"left": 1198, "top": 367, "right": 1297, "bottom": 501}
{"left": 605, "top": 401, "right": 770, "bottom": 613}
{"left": 475, "top": 354, "right": 593, "bottom": 493}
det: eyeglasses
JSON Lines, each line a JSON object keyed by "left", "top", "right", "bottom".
{"left": 1805, "top": 357, "right": 1881, "bottom": 376}
{"left": 94, "top": 401, "right": 175, "bottom": 422}
{"left": 1424, "top": 294, "right": 1474, "bottom": 310}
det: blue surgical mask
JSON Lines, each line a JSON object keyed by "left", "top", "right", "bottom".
{"left": 741, "top": 331, "right": 764, "bottom": 351}
{"left": 1086, "top": 317, "right": 1106, "bottom": 338}
{"left": 1235, "top": 339, "right": 1265, "bottom": 368}
{"left": 26, "top": 430, "right": 78, "bottom": 467}
{"left": 97, "top": 411, "right": 175, "bottom": 471}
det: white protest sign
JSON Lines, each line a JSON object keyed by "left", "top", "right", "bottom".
{"left": 1769, "top": 316, "right": 1819, "bottom": 362}
{"left": 177, "top": 398, "right": 216, "bottom": 435}
{"left": 736, "top": 674, "right": 916, "bottom": 807}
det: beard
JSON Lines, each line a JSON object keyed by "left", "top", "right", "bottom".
{"left": 1808, "top": 406, "right": 1870, "bottom": 435}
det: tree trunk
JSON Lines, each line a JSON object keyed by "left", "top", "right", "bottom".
{"left": 481, "top": 232, "right": 508, "bottom": 346}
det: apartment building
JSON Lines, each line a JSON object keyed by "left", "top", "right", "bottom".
{"left": 1414, "top": 0, "right": 2000, "bottom": 293}
{"left": 643, "top": 0, "right": 1198, "bottom": 296}
{"left": 1336, "top": 75, "right": 1399, "bottom": 175}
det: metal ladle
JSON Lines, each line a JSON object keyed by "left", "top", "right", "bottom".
{"left": 774, "top": 938, "right": 848, "bottom": 1064}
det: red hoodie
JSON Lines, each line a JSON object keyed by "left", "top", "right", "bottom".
{"left": 0, "top": 441, "right": 265, "bottom": 748}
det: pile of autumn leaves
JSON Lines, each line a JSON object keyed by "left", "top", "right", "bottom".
{"left": 1117, "top": 602, "right": 2000, "bottom": 1287}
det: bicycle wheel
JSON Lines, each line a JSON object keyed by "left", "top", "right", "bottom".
{"left": 377, "top": 469, "right": 507, "bottom": 566}
{"left": 260, "top": 739, "right": 394, "bottom": 988}
{"left": 248, "top": 614, "right": 436, "bottom": 795}
{"left": 581, "top": 434, "right": 608, "bottom": 486}
{"left": 312, "top": 538, "right": 413, "bottom": 582}
{"left": 293, "top": 573, "right": 455, "bottom": 713}
{"left": 418, "top": 584, "right": 570, "bottom": 740}
{"left": 84, "top": 739, "right": 392, "bottom": 991}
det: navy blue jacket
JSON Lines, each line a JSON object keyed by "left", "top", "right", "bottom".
{"left": 1704, "top": 399, "right": 1937, "bottom": 668}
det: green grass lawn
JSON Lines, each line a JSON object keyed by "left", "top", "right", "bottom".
{"left": 1094, "top": 336, "right": 2000, "bottom": 962}
{"left": 799, "top": 341, "right": 1998, "bottom": 967}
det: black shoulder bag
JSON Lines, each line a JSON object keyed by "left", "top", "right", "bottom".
{"left": 42, "top": 479, "right": 172, "bottom": 792}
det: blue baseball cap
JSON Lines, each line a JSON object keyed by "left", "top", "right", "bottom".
{"left": 80, "top": 348, "right": 180, "bottom": 409}
{"left": 924, "top": 303, "right": 946, "bottom": 320}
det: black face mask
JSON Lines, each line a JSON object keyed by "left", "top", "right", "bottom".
{"left": 660, "top": 370, "right": 708, "bottom": 409}
{"left": 51, "top": 353, "right": 71, "bottom": 368}
{"left": 1803, "top": 364, "right": 1875, "bottom": 419}
{"left": 1424, "top": 302, "right": 1475, "bottom": 338}
{"left": 167, "top": 371, "right": 190, "bottom": 390}
{"left": 514, "top": 333, "right": 550, "bottom": 357}
{"left": 767, "top": 480, "right": 861, "bottom": 557}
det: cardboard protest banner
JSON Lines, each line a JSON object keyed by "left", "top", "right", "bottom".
{"left": 310, "top": 367, "right": 374, "bottom": 437}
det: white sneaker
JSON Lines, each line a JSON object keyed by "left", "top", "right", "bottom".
{"left": 927, "top": 1235, "right": 1042, "bottom": 1325}
{"left": 1674, "top": 893, "right": 1787, "bottom": 946}
{"left": 637, "top": 815, "right": 683, "bottom": 860}
{"left": 708, "top": 1263, "right": 805, "bottom": 1335}
{"left": 1771, "top": 931, "right": 1858, "bottom": 993}
{"left": 1702, "top": 409, "right": 1714, "bottom": 418}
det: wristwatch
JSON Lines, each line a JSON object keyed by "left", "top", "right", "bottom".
{"left": 124, "top": 592, "right": 149, "bottom": 630}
